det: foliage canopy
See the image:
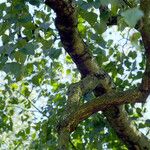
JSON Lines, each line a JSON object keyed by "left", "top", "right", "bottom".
{"left": 0, "top": 0, "right": 150, "bottom": 149}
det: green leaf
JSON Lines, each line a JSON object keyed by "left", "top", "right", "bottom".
{"left": 94, "top": 21, "right": 107, "bottom": 34}
{"left": 136, "top": 107, "right": 142, "bottom": 114}
{"left": 24, "top": 63, "right": 34, "bottom": 75}
{"left": 2, "top": 34, "right": 9, "bottom": 44}
{"left": 20, "top": 42, "right": 38, "bottom": 55}
{"left": 18, "top": 13, "right": 32, "bottom": 23}
{"left": 145, "top": 119, "right": 150, "bottom": 127}
{"left": 130, "top": 32, "right": 141, "bottom": 46}
{"left": 133, "top": 71, "right": 143, "bottom": 80}
{"left": 21, "top": 86, "right": 30, "bottom": 97}
{"left": 66, "top": 69, "right": 71, "bottom": 75}
{"left": 80, "top": 10, "right": 97, "bottom": 26}
{"left": 0, "top": 3, "right": 6, "bottom": 12}
{"left": 0, "top": 98, "right": 5, "bottom": 110}
{"left": 128, "top": 51, "right": 137, "bottom": 59}
{"left": 14, "top": 51, "right": 26, "bottom": 64}
{"left": 105, "top": 61, "right": 117, "bottom": 73}
{"left": 96, "top": 50, "right": 108, "bottom": 66}
{"left": 32, "top": 71, "right": 44, "bottom": 86}
{"left": 41, "top": 39, "right": 53, "bottom": 50}
{"left": 91, "top": 34, "right": 106, "bottom": 47}
{"left": 10, "top": 97, "right": 18, "bottom": 104}
{"left": 130, "top": 32, "right": 141, "bottom": 42}
{"left": 27, "top": 0, "right": 41, "bottom": 7}
{"left": 0, "top": 22, "right": 10, "bottom": 35}
{"left": 17, "top": 39, "right": 27, "bottom": 48}
{"left": 22, "top": 29, "right": 33, "bottom": 40}
{"left": 16, "top": 130, "right": 26, "bottom": 140}
{"left": 66, "top": 55, "right": 73, "bottom": 63}
{"left": 124, "top": 60, "right": 131, "bottom": 68}
{"left": 2, "top": 44, "right": 15, "bottom": 56}
{"left": 139, "top": 123, "right": 145, "bottom": 128}
{"left": 3, "top": 62, "right": 22, "bottom": 78}
{"left": 121, "top": 7, "right": 144, "bottom": 27}
{"left": 25, "top": 127, "right": 30, "bottom": 134}
{"left": 23, "top": 22, "right": 37, "bottom": 29}
{"left": 107, "top": 40, "right": 113, "bottom": 47}
{"left": 49, "top": 48, "right": 62, "bottom": 59}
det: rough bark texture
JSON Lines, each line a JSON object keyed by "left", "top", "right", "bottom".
{"left": 59, "top": 89, "right": 143, "bottom": 132}
{"left": 45, "top": 0, "right": 150, "bottom": 149}
{"left": 140, "top": 0, "right": 150, "bottom": 93}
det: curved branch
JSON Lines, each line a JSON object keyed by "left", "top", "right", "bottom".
{"left": 59, "top": 89, "right": 143, "bottom": 132}
{"left": 57, "top": 88, "right": 150, "bottom": 149}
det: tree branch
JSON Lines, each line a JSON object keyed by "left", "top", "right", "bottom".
{"left": 140, "top": 0, "right": 150, "bottom": 94}
{"left": 45, "top": 0, "right": 100, "bottom": 77}
{"left": 45, "top": 0, "right": 150, "bottom": 149}
{"left": 59, "top": 89, "right": 144, "bottom": 132}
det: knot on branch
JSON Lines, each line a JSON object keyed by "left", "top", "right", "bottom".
{"left": 94, "top": 70, "right": 116, "bottom": 94}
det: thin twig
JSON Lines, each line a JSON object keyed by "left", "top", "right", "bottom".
{"left": 122, "top": 0, "right": 133, "bottom": 8}
{"left": 69, "top": 138, "right": 77, "bottom": 150}
{"left": 16, "top": 89, "right": 49, "bottom": 118}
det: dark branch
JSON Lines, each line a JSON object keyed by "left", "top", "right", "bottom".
{"left": 139, "top": 0, "right": 150, "bottom": 95}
